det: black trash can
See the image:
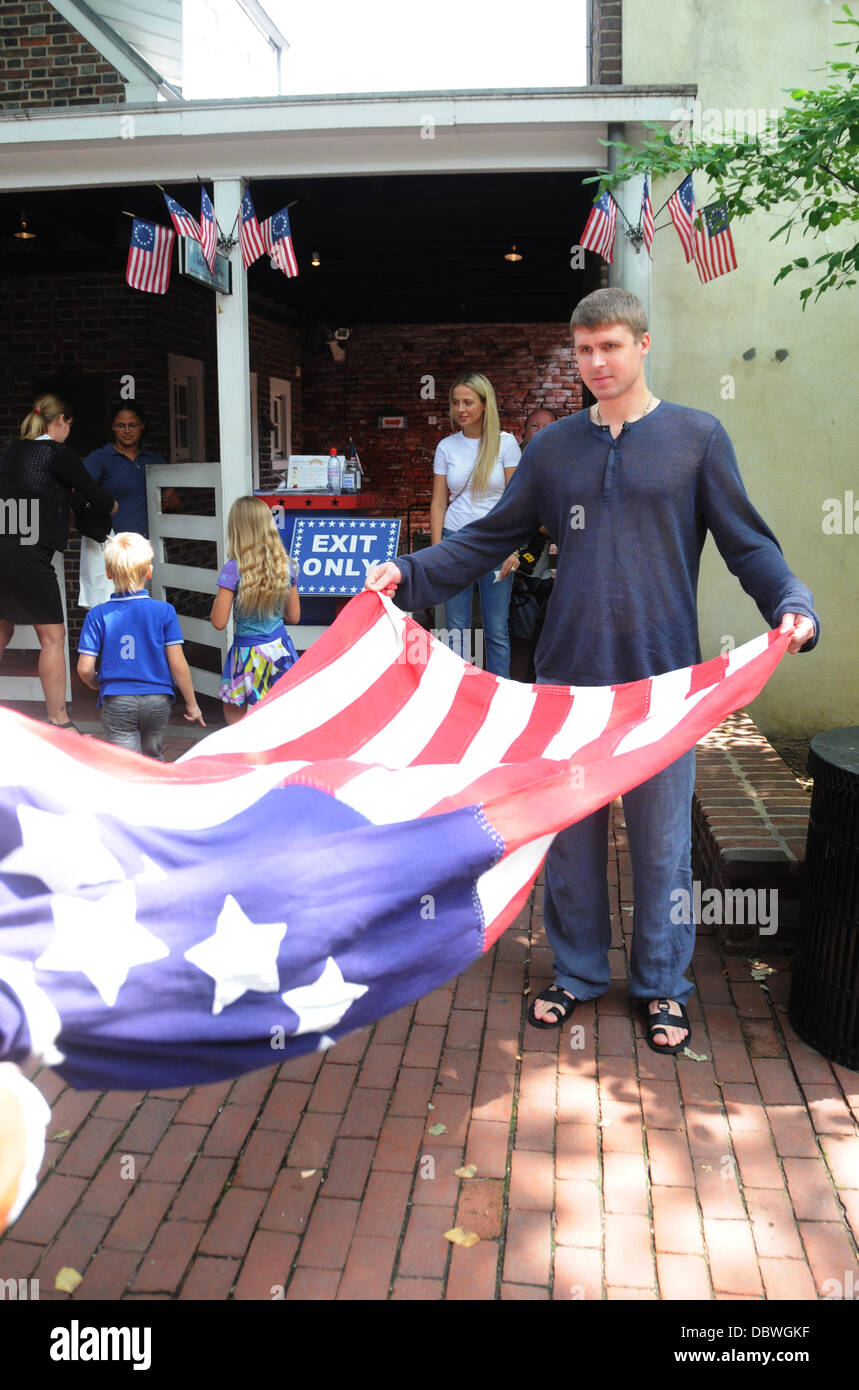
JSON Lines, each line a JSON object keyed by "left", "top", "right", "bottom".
{"left": 788, "top": 727, "right": 859, "bottom": 1069}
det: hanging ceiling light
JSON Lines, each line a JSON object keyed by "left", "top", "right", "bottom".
{"left": 14, "top": 212, "right": 35, "bottom": 240}
{"left": 311, "top": 251, "right": 321, "bottom": 267}
{"left": 504, "top": 244, "right": 523, "bottom": 262}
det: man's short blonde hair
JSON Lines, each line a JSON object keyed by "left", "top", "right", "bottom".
{"left": 104, "top": 532, "right": 154, "bottom": 593}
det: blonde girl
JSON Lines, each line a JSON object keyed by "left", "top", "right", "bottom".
{"left": 211, "top": 496, "right": 300, "bottom": 724}
{"left": 429, "top": 372, "right": 521, "bottom": 676}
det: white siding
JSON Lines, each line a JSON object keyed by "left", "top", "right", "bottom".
{"left": 92, "top": 0, "right": 183, "bottom": 87}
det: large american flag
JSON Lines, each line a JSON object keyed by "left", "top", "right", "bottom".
{"left": 667, "top": 174, "right": 697, "bottom": 263}
{"left": 263, "top": 206, "right": 299, "bottom": 277}
{"left": 125, "top": 219, "right": 175, "bottom": 295}
{"left": 0, "top": 594, "right": 788, "bottom": 1102}
{"left": 200, "top": 186, "right": 218, "bottom": 273}
{"left": 578, "top": 190, "right": 618, "bottom": 263}
{"left": 694, "top": 201, "right": 738, "bottom": 284}
{"left": 163, "top": 193, "right": 201, "bottom": 243}
{"left": 239, "top": 187, "right": 267, "bottom": 269}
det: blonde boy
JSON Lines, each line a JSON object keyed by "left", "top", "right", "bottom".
{"left": 77, "top": 532, "right": 204, "bottom": 758}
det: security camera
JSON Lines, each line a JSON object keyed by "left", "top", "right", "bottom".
{"left": 333, "top": 328, "right": 351, "bottom": 342}
{"left": 328, "top": 340, "right": 347, "bottom": 363}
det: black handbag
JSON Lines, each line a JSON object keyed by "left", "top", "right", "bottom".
{"left": 71, "top": 495, "right": 113, "bottom": 543}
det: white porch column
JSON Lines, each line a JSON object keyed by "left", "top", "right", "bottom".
{"left": 214, "top": 178, "right": 254, "bottom": 505}
{"left": 606, "top": 124, "right": 653, "bottom": 388}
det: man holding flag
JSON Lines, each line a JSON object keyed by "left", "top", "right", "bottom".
{"left": 366, "top": 288, "right": 818, "bottom": 1051}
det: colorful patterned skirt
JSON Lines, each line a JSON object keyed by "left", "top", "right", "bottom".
{"left": 219, "top": 625, "right": 299, "bottom": 708}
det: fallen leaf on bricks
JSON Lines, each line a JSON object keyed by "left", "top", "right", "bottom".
{"left": 55, "top": 1267, "right": 82, "bottom": 1293}
{"left": 700, "top": 1164, "right": 713, "bottom": 1172}
{"left": 682, "top": 1048, "right": 709, "bottom": 1062}
{"left": 300, "top": 1170, "right": 316, "bottom": 1178}
{"left": 455, "top": 1164, "right": 478, "bottom": 1179}
{"left": 427, "top": 1103, "right": 435, "bottom": 1110}
{"left": 428, "top": 1123, "right": 447, "bottom": 1136}
{"left": 50, "top": 1130, "right": 71, "bottom": 1141}
{"left": 443, "top": 1227, "right": 480, "bottom": 1247}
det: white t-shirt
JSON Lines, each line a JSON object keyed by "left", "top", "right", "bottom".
{"left": 433, "top": 430, "right": 521, "bottom": 532}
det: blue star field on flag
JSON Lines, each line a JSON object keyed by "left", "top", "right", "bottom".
{"left": 0, "top": 781, "right": 497, "bottom": 1089}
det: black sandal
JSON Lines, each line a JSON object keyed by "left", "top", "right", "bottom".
{"left": 645, "top": 999, "right": 691, "bottom": 1055}
{"left": 527, "top": 986, "right": 577, "bottom": 1030}
{"left": 47, "top": 718, "right": 84, "bottom": 735}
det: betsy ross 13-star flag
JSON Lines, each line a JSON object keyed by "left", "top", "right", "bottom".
{"left": 694, "top": 201, "right": 738, "bottom": 283}
{"left": 126, "top": 218, "right": 175, "bottom": 295}
{"left": 1, "top": 593, "right": 789, "bottom": 1074}
{"left": 0, "top": 594, "right": 792, "bottom": 1226}
{"left": 263, "top": 206, "right": 299, "bottom": 277}
{"left": 578, "top": 190, "right": 618, "bottom": 263}
{"left": 163, "top": 193, "right": 201, "bottom": 242}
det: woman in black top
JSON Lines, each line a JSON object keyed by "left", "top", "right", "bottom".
{"left": 0, "top": 394, "right": 116, "bottom": 731}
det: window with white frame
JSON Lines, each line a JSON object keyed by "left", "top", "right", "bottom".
{"left": 168, "top": 355, "right": 205, "bottom": 461}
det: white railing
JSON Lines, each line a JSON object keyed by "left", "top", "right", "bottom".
{"left": 146, "top": 462, "right": 231, "bottom": 701}
{"left": 0, "top": 552, "right": 72, "bottom": 704}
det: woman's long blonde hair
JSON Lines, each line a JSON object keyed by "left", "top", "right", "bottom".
{"left": 448, "top": 372, "right": 502, "bottom": 498}
{"left": 227, "top": 496, "right": 291, "bottom": 620}
{"left": 21, "top": 393, "right": 69, "bottom": 441}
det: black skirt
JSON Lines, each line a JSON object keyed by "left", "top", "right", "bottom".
{"left": 0, "top": 537, "right": 64, "bottom": 624}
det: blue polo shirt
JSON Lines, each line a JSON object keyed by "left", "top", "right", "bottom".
{"left": 83, "top": 444, "right": 166, "bottom": 537}
{"left": 78, "top": 591, "right": 184, "bottom": 704}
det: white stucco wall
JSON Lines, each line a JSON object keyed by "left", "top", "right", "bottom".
{"left": 622, "top": 0, "right": 858, "bottom": 735}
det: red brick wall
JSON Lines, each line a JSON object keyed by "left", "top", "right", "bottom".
{"left": 590, "top": 0, "right": 622, "bottom": 84}
{"left": 0, "top": 0, "right": 126, "bottom": 109}
{"left": 249, "top": 316, "right": 303, "bottom": 489}
{"left": 300, "top": 322, "right": 582, "bottom": 538}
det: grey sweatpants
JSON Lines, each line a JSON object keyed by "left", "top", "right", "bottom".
{"left": 101, "top": 693, "right": 172, "bottom": 760}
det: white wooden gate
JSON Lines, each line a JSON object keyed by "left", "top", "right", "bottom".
{"left": 146, "top": 462, "right": 231, "bottom": 700}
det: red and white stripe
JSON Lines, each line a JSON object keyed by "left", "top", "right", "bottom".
{"left": 694, "top": 222, "right": 738, "bottom": 284}
{"left": 579, "top": 195, "right": 618, "bottom": 263}
{"left": 272, "top": 234, "right": 299, "bottom": 278}
{"left": 126, "top": 225, "right": 174, "bottom": 295}
{"left": 0, "top": 595, "right": 787, "bottom": 954}
{"left": 641, "top": 177, "right": 654, "bottom": 257}
{"left": 240, "top": 216, "right": 266, "bottom": 269}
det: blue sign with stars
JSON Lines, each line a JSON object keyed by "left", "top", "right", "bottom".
{"left": 272, "top": 515, "right": 401, "bottom": 596}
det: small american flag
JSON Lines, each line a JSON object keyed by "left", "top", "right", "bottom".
{"left": 239, "top": 188, "right": 267, "bottom": 269}
{"left": 0, "top": 595, "right": 788, "bottom": 1105}
{"left": 163, "top": 193, "right": 201, "bottom": 242}
{"left": 667, "top": 175, "right": 696, "bottom": 263}
{"left": 126, "top": 218, "right": 174, "bottom": 295}
{"left": 579, "top": 190, "right": 618, "bottom": 263}
{"left": 264, "top": 206, "right": 299, "bottom": 277}
{"left": 200, "top": 187, "right": 217, "bottom": 273}
{"left": 641, "top": 175, "right": 654, "bottom": 257}
{"left": 694, "top": 201, "right": 738, "bottom": 284}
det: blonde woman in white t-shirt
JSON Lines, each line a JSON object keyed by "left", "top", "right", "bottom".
{"left": 430, "top": 373, "right": 521, "bottom": 677}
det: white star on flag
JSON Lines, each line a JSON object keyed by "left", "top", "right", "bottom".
{"left": 37, "top": 881, "right": 169, "bottom": 1007}
{"left": 281, "top": 956, "right": 368, "bottom": 1036}
{"left": 1, "top": 807, "right": 125, "bottom": 893}
{"left": 184, "top": 895, "right": 287, "bottom": 1015}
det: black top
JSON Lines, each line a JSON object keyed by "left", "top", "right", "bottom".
{"left": 0, "top": 439, "right": 115, "bottom": 553}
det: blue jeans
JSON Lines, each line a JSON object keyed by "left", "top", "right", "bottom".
{"left": 540, "top": 724, "right": 696, "bottom": 1004}
{"left": 441, "top": 528, "right": 513, "bottom": 678}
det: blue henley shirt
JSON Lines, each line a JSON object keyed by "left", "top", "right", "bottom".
{"left": 394, "top": 402, "right": 819, "bottom": 687}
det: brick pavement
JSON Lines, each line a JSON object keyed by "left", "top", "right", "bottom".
{"left": 2, "top": 751, "right": 857, "bottom": 1300}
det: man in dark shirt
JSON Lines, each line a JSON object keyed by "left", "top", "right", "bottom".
{"left": 366, "top": 289, "right": 818, "bottom": 1052}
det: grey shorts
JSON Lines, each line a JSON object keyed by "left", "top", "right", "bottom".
{"left": 101, "top": 693, "right": 172, "bottom": 760}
